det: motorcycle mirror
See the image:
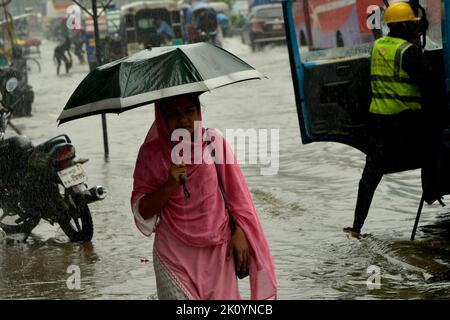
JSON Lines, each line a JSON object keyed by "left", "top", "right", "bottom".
{"left": 6, "top": 77, "right": 18, "bottom": 93}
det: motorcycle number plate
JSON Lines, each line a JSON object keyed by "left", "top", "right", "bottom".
{"left": 57, "top": 164, "right": 88, "bottom": 188}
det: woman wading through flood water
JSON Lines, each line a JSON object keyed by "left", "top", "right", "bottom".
{"left": 131, "top": 93, "right": 277, "bottom": 299}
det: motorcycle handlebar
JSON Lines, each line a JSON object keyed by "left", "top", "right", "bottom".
{"left": 0, "top": 105, "right": 9, "bottom": 114}
{"left": 0, "top": 96, "right": 13, "bottom": 114}
{"left": 0, "top": 105, "right": 21, "bottom": 136}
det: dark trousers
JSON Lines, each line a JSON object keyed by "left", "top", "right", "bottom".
{"left": 55, "top": 52, "right": 71, "bottom": 75}
{"left": 352, "top": 110, "right": 429, "bottom": 231}
{"left": 353, "top": 156, "right": 383, "bottom": 231}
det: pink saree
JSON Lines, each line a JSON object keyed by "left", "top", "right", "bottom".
{"left": 131, "top": 102, "right": 277, "bottom": 300}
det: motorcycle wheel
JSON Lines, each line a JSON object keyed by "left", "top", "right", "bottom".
{"left": 0, "top": 203, "right": 40, "bottom": 237}
{"left": 58, "top": 189, "right": 93, "bottom": 242}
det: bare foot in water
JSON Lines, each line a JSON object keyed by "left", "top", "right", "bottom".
{"left": 343, "top": 227, "right": 361, "bottom": 239}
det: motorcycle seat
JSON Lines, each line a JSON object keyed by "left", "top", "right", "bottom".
{"left": 4, "top": 135, "right": 32, "bottom": 151}
{"left": 36, "top": 135, "right": 71, "bottom": 153}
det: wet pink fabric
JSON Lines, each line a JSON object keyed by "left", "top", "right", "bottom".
{"left": 131, "top": 101, "right": 277, "bottom": 300}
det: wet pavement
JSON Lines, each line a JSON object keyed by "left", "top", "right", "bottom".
{"left": 1, "top": 38, "right": 450, "bottom": 299}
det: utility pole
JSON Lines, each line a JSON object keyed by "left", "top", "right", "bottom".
{"left": 92, "top": 0, "right": 109, "bottom": 159}
{"left": 72, "top": 0, "right": 110, "bottom": 159}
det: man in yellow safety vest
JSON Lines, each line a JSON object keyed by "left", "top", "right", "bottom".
{"left": 344, "top": 1, "right": 430, "bottom": 237}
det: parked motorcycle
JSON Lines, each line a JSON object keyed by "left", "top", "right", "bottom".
{"left": 0, "top": 77, "right": 106, "bottom": 242}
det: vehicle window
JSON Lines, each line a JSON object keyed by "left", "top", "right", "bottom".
{"left": 302, "top": 43, "right": 373, "bottom": 64}
{"left": 298, "top": 1, "right": 442, "bottom": 63}
{"left": 137, "top": 18, "right": 154, "bottom": 29}
{"left": 422, "top": 0, "right": 442, "bottom": 48}
{"left": 256, "top": 7, "right": 282, "bottom": 20}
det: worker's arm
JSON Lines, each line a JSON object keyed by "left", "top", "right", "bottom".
{"left": 402, "top": 44, "right": 443, "bottom": 121}
{"left": 402, "top": 44, "right": 426, "bottom": 87}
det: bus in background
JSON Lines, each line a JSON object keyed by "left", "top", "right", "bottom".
{"left": 293, "top": 0, "right": 385, "bottom": 49}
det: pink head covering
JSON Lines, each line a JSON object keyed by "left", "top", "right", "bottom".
{"left": 131, "top": 95, "right": 277, "bottom": 299}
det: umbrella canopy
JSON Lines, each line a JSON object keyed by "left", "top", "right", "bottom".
{"left": 57, "top": 42, "right": 264, "bottom": 124}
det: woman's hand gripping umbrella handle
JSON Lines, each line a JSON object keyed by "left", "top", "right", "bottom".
{"left": 169, "top": 163, "right": 190, "bottom": 199}
{"left": 167, "top": 163, "right": 191, "bottom": 198}
{"left": 180, "top": 174, "right": 190, "bottom": 199}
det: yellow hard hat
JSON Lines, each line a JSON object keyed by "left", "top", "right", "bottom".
{"left": 384, "top": 2, "right": 420, "bottom": 24}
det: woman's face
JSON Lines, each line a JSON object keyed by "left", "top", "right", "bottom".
{"left": 164, "top": 95, "right": 200, "bottom": 135}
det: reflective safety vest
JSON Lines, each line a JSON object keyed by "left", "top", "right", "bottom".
{"left": 369, "top": 36, "right": 422, "bottom": 115}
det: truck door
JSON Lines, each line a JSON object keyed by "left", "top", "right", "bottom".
{"left": 283, "top": 0, "right": 372, "bottom": 154}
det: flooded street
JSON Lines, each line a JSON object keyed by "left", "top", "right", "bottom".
{"left": 1, "top": 38, "right": 450, "bottom": 300}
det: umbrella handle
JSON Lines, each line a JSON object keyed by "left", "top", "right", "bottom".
{"left": 180, "top": 175, "right": 190, "bottom": 199}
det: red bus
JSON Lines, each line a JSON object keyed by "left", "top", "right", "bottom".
{"left": 293, "top": 0, "right": 385, "bottom": 49}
